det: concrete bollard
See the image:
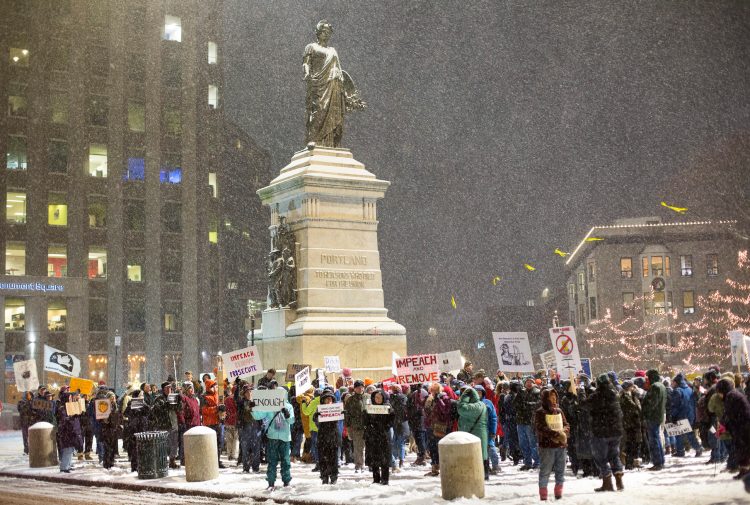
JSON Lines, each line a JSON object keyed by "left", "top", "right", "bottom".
{"left": 28, "top": 422, "right": 58, "bottom": 468}
{"left": 438, "top": 431, "right": 485, "bottom": 500}
{"left": 183, "top": 426, "right": 219, "bottom": 482}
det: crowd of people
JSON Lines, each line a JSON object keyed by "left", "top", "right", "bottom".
{"left": 15, "top": 361, "right": 750, "bottom": 500}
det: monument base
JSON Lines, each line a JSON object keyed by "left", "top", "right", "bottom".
{"left": 260, "top": 307, "right": 296, "bottom": 340}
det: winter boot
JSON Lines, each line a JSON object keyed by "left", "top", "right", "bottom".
{"left": 381, "top": 466, "right": 390, "bottom": 485}
{"left": 484, "top": 459, "right": 490, "bottom": 481}
{"left": 595, "top": 474, "right": 614, "bottom": 492}
{"left": 77, "top": 452, "right": 84, "bottom": 461}
{"left": 614, "top": 472, "right": 624, "bottom": 490}
{"left": 499, "top": 445, "right": 507, "bottom": 461}
{"left": 399, "top": 458, "right": 404, "bottom": 468}
{"left": 413, "top": 455, "right": 426, "bottom": 466}
{"left": 424, "top": 464, "right": 439, "bottom": 476}
{"left": 539, "top": 487, "right": 548, "bottom": 501}
{"left": 554, "top": 483, "right": 563, "bottom": 500}
{"left": 169, "top": 457, "right": 179, "bottom": 469}
{"left": 84, "top": 452, "right": 94, "bottom": 461}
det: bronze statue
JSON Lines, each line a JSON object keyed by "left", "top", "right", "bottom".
{"left": 268, "top": 217, "right": 298, "bottom": 308}
{"left": 303, "top": 20, "right": 365, "bottom": 148}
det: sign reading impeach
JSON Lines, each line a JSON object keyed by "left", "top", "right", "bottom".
{"left": 223, "top": 345, "right": 263, "bottom": 379}
{"left": 395, "top": 354, "right": 440, "bottom": 385}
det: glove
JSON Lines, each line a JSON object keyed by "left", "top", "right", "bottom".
{"left": 281, "top": 407, "right": 290, "bottom": 418}
{"left": 218, "top": 404, "right": 226, "bottom": 412}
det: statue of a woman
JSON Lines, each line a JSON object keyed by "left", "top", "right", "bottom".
{"left": 303, "top": 20, "right": 365, "bottom": 148}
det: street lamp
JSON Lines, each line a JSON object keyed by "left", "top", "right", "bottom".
{"left": 113, "top": 329, "right": 121, "bottom": 393}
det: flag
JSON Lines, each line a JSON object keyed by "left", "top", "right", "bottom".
{"left": 44, "top": 344, "right": 81, "bottom": 378}
{"left": 554, "top": 248, "right": 569, "bottom": 257}
{"left": 524, "top": 264, "right": 536, "bottom": 271}
{"left": 491, "top": 276, "right": 501, "bottom": 285}
{"left": 451, "top": 295, "right": 457, "bottom": 309}
{"left": 661, "top": 201, "right": 688, "bottom": 213}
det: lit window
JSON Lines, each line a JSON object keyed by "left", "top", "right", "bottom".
{"left": 6, "top": 191, "right": 26, "bottom": 224}
{"left": 620, "top": 257, "right": 632, "bottom": 279}
{"left": 208, "top": 84, "right": 219, "bottom": 109}
{"left": 164, "top": 313, "right": 177, "bottom": 331}
{"left": 680, "top": 255, "right": 693, "bottom": 277}
{"left": 9, "top": 47, "right": 30, "bottom": 67}
{"left": 208, "top": 41, "right": 218, "bottom": 64}
{"left": 124, "top": 157, "right": 145, "bottom": 181}
{"left": 86, "top": 144, "right": 108, "bottom": 177}
{"left": 683, "top": 291, "right": 695, "bottom": 315}
{"left": 577, "top": 272, "right": 585, "bottom": 292}
{"left": 8, "top": 81, "right": 27, "bottom": 117}
{"left": 48, "top": 194, "right": 68, "bottom": 226}
{"left": 209, "top": 217, "right": 218, "bottom": 244}
{"left": 5, "top": 241, "right": 25, "bottom": 275}
{"left": 48, "top": 140, "right": 68, "bottom": 173}
{"left": 651, "top": 256, "right": 663, "bottom": 277}
{"left": 642, "top": 257, "right": 649, "bottom": 278}
{"left": 128, "top": 102, "right": 145, "bottom": 132}
{"left": 48, "top": 300, "right": 67, "bottom": 332}
{"left": 665, "top": 256, "right": 671, "bottom": 277}
{"left": 88, "top": 201, "right": 106, "bottom": 228}
{"left": 163, "top": 15, "right": 182, "bottom": 42}
{"left": 160, "top": 153, "right": 181, "bottom": 184}
{"left": 88, "top": 247, "right": 107, "bottom": 279}
{"left": 6, "top": 135, "right": 27, "bottom": 170}
{"left": 48, "top": 245, "right": 68, "bottom": 277}
{"left": 208, "top": 172, "right": 218, "bottom": 197}
{"left": 4, "top": 298, "right": 25, "bottom": 331}
{"left": 127, "top": 264, "right": 142, "bottom": 282}
{"left": 706, "top": 254, "right": 718, "bottom": 276}
{"left": 51, "top": 93, "right": 69, "bottom": 124}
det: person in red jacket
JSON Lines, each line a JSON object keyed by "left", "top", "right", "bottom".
{"left": 201, "top": 380, "right": 226, "bottom": 468}
{"left": 178, "top": 381, "right": 200, "bottom": 465}
{"left": 224, "top": 385, "right": 239, "bottom": 460}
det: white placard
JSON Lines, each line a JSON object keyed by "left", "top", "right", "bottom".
{"left": 366, "top": 404, "right": 391, "bottom": 415}
{"left": 549, "top": 326, "right": 583, "bottom": 378}
{"left": 665, "top": 419, "right": 693, "bottom": 437}
{"left": 295, "top": 366, "right": 311, "bottom": 393}
{"left": 223, "top": 345, "right": 263, "bottom": 380}
{"left": 13, "top": 359, "right": 39, "bottom": 392}
{"left": 729, "top": 330, "right": 750, "bottom": 366}
{"left": 540, "top": 350, "right": 556, "bottom": 371}
{"left": 317, "top": 368, "right": 327, "bottom": 387}
{"left": 95, "top": 399, "right": 112, "bottom": 420}
{"left": 251, "top": 389, "right": 287, "bottom": 412}
{"left": 437, "top": 350, "right": 464, "bottom": 373}
{"left": 44, "top": 344, "right": 81, "bottom": 378}
{"left": 492, "top": 332, "right": 535, "bottom": 373}
{"left": 546, "top": 413, "right": 563, "bottom": 432}
{"left": 395, "top": 354, "right": 440, "bottom": 385}
{"left": 391, "top": 352, "right": 400, "bottom": 376}
{"left": 65, "top": 398, "right": 85, "bottom": 416}
{"left": 324, "top": 356, "right": 341, "bottom": 373}
{"left": 317, "top": 402, "right": 344, "bottom": 422}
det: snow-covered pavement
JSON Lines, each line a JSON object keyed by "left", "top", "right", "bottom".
{"left": 0, "top": 430, "right": 746, "bottom": 505}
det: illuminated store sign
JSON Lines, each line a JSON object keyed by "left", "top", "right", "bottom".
{"left": 0, "top": 282, "right": 64, "bottom": 293}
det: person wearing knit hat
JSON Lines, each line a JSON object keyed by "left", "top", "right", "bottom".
{"left": 344, "top": 378, "right": 368, "bottom": 472}
{"left": 619, "top": 379, "right": 641, "bottom": 470}
{"left": 364, "top": 378, "right": 374, "bottom": 387}
{"left": 201, "top": 379, "right": 226, "bottom": 468}
{"left": 514, "top": 374, "right": 541, "bottom": 470}
{"left": 642, "top": 369, "right": 667, "bottom": 471}
{"left": 715, "top": 377, "right": 750, "bottom": 477}
{"left": 151, "top": 381, "right": 181, "bottom": 468}
{"left": 582, "top": 373, "right": 624, "bottom": 491}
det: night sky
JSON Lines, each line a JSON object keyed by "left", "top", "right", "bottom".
{"left": 223, "top": 1, "right": 750, "bottom": 336}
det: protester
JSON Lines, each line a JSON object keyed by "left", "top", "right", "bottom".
{"left": 534, "top": 388, "right": 569, "bottom": 501}
{"left": 201, "top": 379, "right": 226, "bottom": 468}
{"left": 423, "top": 382, "right": 454, "bottom": 476}
{"left": 620, "top": 380, "right": 643, "bottom": 469}
{"left": 178, "top": 381, "right": 200, "bottom": 464}
{"left": 583, "top": 374, "right": 624, "bottom": 492}
{"left": 344, "top": 380, "right": 368, "bottom": 473}
{"left": 253, "top": 389, "right": 295, "bottom": 489}
{"left": 237, "top": 384, "right": 261, "bottom": 473}
{"left": 151, "top": 381, "right": 181, "bottom": 468}
{"left": 717, "top": 376, "right": 750, "bottom": 478}
{"left": 389, "top": 383, "right": 410, "bottom": 472}
{"left": 513, "top": 376, "right": 541, "bottom": 470}
{"left": 314, "top": 390, "right": 340, "bottom": 484}
{"left": 365, "top": 389, "right": 394, "bottom": 485}
{"left": 642, "top": 369, "right": 667, "bottom": 471}
{"left": 458, "top": 386, "right": 489, "bottom": 479}
{"left": 224, "top": 385, "right": 239, "bottom": 461}
{"left": 56, "top": 387, "right": 83, "bottom": 473}
{"left": 17, "top": 391, "right": 33, "bottom": 455}
{"left": 670, "top": 372, "right": 703, "bottom": 457}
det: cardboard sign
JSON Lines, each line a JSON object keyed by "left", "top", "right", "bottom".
{"left": 69, "top": 377, "right": 96, "bottom": 397}
{"left": 665, "top": 419, "right": 693, "bottom": 437}
{"left": 729, "top": 331, "right": 750, "bottom": 367}
{"left": 366, "top": 404, "right": 391, "bottom": 415}
{"left": 44, "top": 344, "right": 81, "bottom": 378}
{"left": 546, "top": 413, "right": 563, "bottom": 432}
{"left": 317, "top": 402, "right": 344, "bottom": 422}
{"left": 223, "top": 345, "right": 263, "bottom": 380}
{"left": 549, "top": 326, "right": 583, "bottom": 378}
{"left": 295, "top": 366, "right": 312, "bottom": 393}
{"left": 395, "top": 354, "right": 440, "bottom": 385}
{"left": 251, "top": 389, "right": 287, "bottom": 412}
{"left": 437, "top": 350, "right": 463, "bottom": 373}
{"left": 324, "top": 356, "right": 341, "bottom": 373}
{"left": 32, "top": 398, "right": 53, "bottom": 411}
{"left": 13, "top": 359, "right": 39, "bottom": 392}
{"left": 492, "top": 332, "right": 535, "bottom": 373}
{"left": 95, "top": 399, "right": 112, "bottom": 420}
{"left": 65, "top": 398, "right": 85, "bottom": 416}
{"left": 540, "top": 350, "right": 556, "bottom": 371}
{"left": 129, "top": 398, "right": 144, "bottom": 410}
{"left": 168, "top": 393, "right": 179, "bottom": 404}
{"left": 286, "top": 363, "right": 311, "bottom": 382}
{"left": 316, "top": 368, "right": 327, "bottom": 387}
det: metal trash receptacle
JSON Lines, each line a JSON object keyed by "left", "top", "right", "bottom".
{"left": 135, "top": 431, "right": 169, "bottom": 479}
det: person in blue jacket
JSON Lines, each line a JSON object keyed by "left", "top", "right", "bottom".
{"left": 475, "top": 385, "right": 500, "bottom": 476}
{"left": 253, "top": 390, "right": 295, "bottom": 489}
{"left": 670, "top": 372, "right": 703, "bottom": 457}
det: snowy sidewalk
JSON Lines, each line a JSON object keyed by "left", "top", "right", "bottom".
{"left": 0, "top": 430, "right": 747, "bottom": 505}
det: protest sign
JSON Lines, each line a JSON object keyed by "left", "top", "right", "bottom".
{"left": 437, "top": 350, "right": 463, "bottom": 373}
{"left": 492, "top": 332, "right": 535, "bottom": 373}
{"left": 324, "top": 356, "right": 341, "bottom": 373}
{"left": 168, "top": 393, "right": 179, "bottom": 404}
{"left": 395, "top": 354, "right": 440, "bottom": 385}
{"left": 44, "top": 344, "right": 81, "bottom": 378}
{"left": 69, "top": 377, "right": 96, "bottom": 397}
{"left": 251, "top": 389, "right": 287, "bottom": 412}
{"left": 540, "top": 350, "right": 556, "bottom": 371}
{"left": 32, "top": 398, "right": 53, "bottom": 411}
{"left": 65, "top": 398, "right": 85, "bottom": 416}
{"left": 317, "top": 402, "right": 344, "bottom": 422}
{"left": 223, "top": 345, "right": 263, "bottom": 380}
{"left": 295, "top": 366, "right": 312, "bottom": 393}
{"left": 665, "top": 419, "right": 693, "bottom": 437}
{"left": 286, "top": 363, "right": 311, "bottom": 382}
{"left": 545, "top": 413, "right": 563, "bottom": 432}
{"left": 366, "top": 404, "right": 391, "bottom": 415}
{"left": 316, "top": 368, "right": 327, "bottom": 387}
{"left": 549, "top": 326, "right": 583, "bottom": 378}
{"left": 729, "top": 330, "right": 750, "bottom": 367}
{"left": 129, "top": 398, "right": 144, "bottom": 410}
{"left": 95, "top": 399, "right": 112, "bottom": 420}
{"left": 580, "top": 358, "right": 592, "bottom": 378}
{"left": 13, "top": 359, "right": 38, "bottom": 392}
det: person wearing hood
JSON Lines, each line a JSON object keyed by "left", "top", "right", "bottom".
{"left": 456, "top": 386, "right": 488, "bottom": 478}
{"left": 389, "top": 383, "right": 410, "bottom": 472}
{"left": 559, "top": 381, "right": 579, "bottom": 475}
{"left": 642, "top": 369, "right": 667, "bottom": 471}
{"left": 424, "top": 381, "right": 454, "bottom": 476}
{"left": 178, "top": 381, "right": 200, "bottom": 465}
{"left": 670, "top": 372, "right": 703, "bottom": 458}
{"left": 365, "top": 389, "right": 395, "bottom": 484}
{"left": 474, "top": 385, "right": 499, "bottom": 476}
{"left": 620, "top": 380, "right": 643, "bottom": 470}
{"left": 56, "top": 387, "right": 83, "bottom": 473}
{"left": 201, "top": 379, "right": 226, "bottom": 468}
{"left": 252, "top": 388, "right": 295, "bottom": 489}
{"left": 717, "top": 377, "right": 750, "bottom": 478}
{"left": 534, "top": 388, "right": 569, "bottom": 501}
{"left": 300, "top": 387, "right": 321, "bottom": 471}
{"left": 406, "top": 384, "right": 428, "bottom": 466}
{"left": 151, "top": 381, "right": 181, "bottom": 468}
{"left": 94, "top": 387, "right": 120, "bottom": 469}
{"left": 502, "top": 381, "right": 522, "bottom": 465}
{"left": 513, "top": 376, "right": 541, "bottom": 470}
{"left": 582, "top": 374, "right": 624, "bottom": 492}
{"left": 313, "top": 390, "right": 341, "bottom": 484}
{"left": 574, "top": 375, "right": 597, "bottom": 478}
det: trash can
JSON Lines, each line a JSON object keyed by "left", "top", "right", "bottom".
{"left": 135, "top": 431, "right": 169, "bottom": 479}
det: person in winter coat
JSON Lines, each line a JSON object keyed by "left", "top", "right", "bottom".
{"left": 365, "top": 389, "right": 395, "bottom": 485}
{"left": 344, "top": 380, "right": 368, "bottom": 472}
{"left": 574, "top": 376, "right": 597, "bottom": 477}
{"left": 201, "top": 380, "right": 226, "bottom": 468}
{"left": 288, "top": 386, "right": 304, "bottom": 462}
{"left": 78, "top": 394, "right": 94, "bottom": 461}
{"left": 670, "top": 372, "right": 703, "bottom": 457}
{"left": 642, "top": 369, "right": 667, "bottom": 471}
{"left": 423, "top": 381, "right": 454, "bottom": 476}
{"left": 313, "top": 390, "right": 341, "bottom": 484}
{"left": 620, "top": 380, "right": 643, "bottom": 469}
{"left": 513, "top": 376, "right": 541, "bottom": 470}
{"left": 253, "top": 392, "right": 295, "bottom": 489}
{"left": 151, "top": 381, "right": 181, "bottom": 468}
{"left": 56, "top": 387, "right": 83, "bottom": 473}
{"left": 474, "top": 385, "right": 499, "bottom": 476}
{"left": 502, "top": 382, "right": 521, "bottom": 465}
{"left": 18, "top": 391, "right": 34, "bottom": 455}
{"left": 407, "top": 384, "right": 428, "bottom": 466}
{"left": 224, "top": 385, "right": 239, "bottom": 461}
{"left": 300, "top": 387, "right": 321, "bottom": 470}
{"left": 559, "top": 381, "right": 579, "bottom": 475}
{"left": 582, "top": 374, "right": 624, "bottom": 492}
{"left": 178, "top": 381, "right": 200, "bottom": 464}
{"left": 123, "top": 388, "right": 149, "bottom": 472}
{"left": 94, "top": 388, "right": 121, "bottom": 469}
{"left": 458, "top": 386, "right": 489, "bottom": 480}
{"left": 237, "top": 384, "right": 262, "bottom": 473}
{"left": 717, "top": 378, "right": 750, "bottom": 477}
{"left": 388, "top": 384, "right": 410, "bottom": 471}
{"left": 534, "top": 388, "right": 570, "bottom": 501}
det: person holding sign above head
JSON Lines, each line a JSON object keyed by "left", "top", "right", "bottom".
{"left": 365, "top": 389, "right": 395, "bottom": 485}
{"left": 313, "top": 390, "right": 341, "bottom": 484}
{"left": 533, "top": 388, "right": 569, "bottom": 501}
{"left": 252, "top": 386, "right": 295, "bottom": 490}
